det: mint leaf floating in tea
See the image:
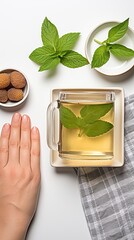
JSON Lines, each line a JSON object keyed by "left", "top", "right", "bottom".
{"left": 60, "top": 103, "right": 113, "bottom": 137}
{"left": 60, "top": 105, "right": 79, "bottom": 129}
{"left": 83, "top": 120, "right": 113, "bottom": 137}
{"left": 80, "top": 103, "right": 113, "bottom": 123}
{"left": 91, "top": 18, "right": 134, "bottom": 68}
{"left": 29, "top": 17, "right": 89, "bottom": 72}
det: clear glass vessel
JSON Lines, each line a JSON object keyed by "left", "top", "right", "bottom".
{"left": 47, "top": 89, "right": 115, "bottom": 163}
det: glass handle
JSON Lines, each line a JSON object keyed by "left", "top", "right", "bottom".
{"left": 47, "top": 101, "right": 59, "bottom": 150}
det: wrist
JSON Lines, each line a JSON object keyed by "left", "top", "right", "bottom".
{"left": 0, "top": 218, "right": 28, "bottom": 240}
{"left": 0, "top": 225, "right": 27, "bottom": 240}
{"left": 0, "top": 204, "right": 30, "bottom": 240}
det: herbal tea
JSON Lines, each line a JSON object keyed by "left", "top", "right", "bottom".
{"left": 59, "top": 102, "right": 114, "bottom": 160}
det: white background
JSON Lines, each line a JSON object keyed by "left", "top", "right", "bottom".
{"left": 0, "top": 0, "right": 134, "bottom": 239}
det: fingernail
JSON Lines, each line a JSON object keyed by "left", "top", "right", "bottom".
{"left": 3, "top": 123, "right": 10, "bottom": 131}
{"left": 22, "top": 114, "right": 28, "bottom": 123}
{"left": 13, "top": 112, "right": 21, "bottom": 121}
{"left": 22, "top": 115, "right": 30, "bottom": 127}
{"left": 32, "top": 126, "right": 38, "bottom": 134}
{"left": 32, "top": 127, "right": 40, "bottom": 137}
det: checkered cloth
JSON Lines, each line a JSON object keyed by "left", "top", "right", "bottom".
{"left": 77, "top": 94, "right": 134, "bottom": 240}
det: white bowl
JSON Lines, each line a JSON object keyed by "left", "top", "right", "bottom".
{"left": 85, "top": 21, "right": 134, "bottom": 76}
{"left": 0, "top": 69, "right": 29, "bottom": 109}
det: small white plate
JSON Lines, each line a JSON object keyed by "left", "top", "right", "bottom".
{"left": 85, "top": 21, "right": 134, "bottom": 76}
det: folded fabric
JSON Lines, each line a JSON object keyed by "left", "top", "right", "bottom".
{"left": 77, "top": 94, "right": 134, "bottom": 240}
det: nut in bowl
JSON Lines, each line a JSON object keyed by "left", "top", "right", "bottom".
{"left": 0, "top": 69, "right": 29, "bottom": 109}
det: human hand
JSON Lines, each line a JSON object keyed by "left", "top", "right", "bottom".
{"left": 0, "top": 113, "right": 40, "bottom": 240}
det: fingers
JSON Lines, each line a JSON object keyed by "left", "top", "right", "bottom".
{"left": 0, "top": 123, "right": 10, "bottom": 166}
{"left": 31, "top": 127, "right": 40, "bottom": 173}
{"left": 8, "top": 113, "right": 21, "bottom": 164}
{"left": 0, "top": 113, "right": 40, "bottom": 172}
{"left": 20, "top": 115, "right": 31, "bottom": 168}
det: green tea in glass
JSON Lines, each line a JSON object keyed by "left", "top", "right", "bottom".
{"left": 47, "top": 90, "right": 115, "bottom": 163}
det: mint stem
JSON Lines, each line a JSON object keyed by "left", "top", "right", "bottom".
{"left": 78, "top": 128, "right": 84, "bottom": 137}
{"left": 94, "top": 39, "right": 103, "bottom": 45}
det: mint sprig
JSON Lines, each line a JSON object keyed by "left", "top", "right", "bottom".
{"left": 60, "top": 103, "right": 113, "bottom": 137}
{"left": 91, "top": 18, "right": 134, "bottom": 68}
{"left": 29, "top": 17, "right": 89, "bottom": 71}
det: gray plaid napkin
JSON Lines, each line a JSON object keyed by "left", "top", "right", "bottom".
{"left": 77, "top": 94, "right": 134, "bottom": 240}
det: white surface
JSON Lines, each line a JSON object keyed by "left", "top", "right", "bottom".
{"left": 0, "top": 1, "right": 133, "bottom": 240}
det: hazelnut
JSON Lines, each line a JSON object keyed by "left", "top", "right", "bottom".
{"left": 8, "top": 88, "right": 23, "bottom": 102}
{"left": 10, "top": 71, "right": 26, "bottom": 88}
{"left": 0, "top": 73, "right": 10, "bottom": 89}
{"left": 0, "top": 90, "right": 8, "bottom": 103}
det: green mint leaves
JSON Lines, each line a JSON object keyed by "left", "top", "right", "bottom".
{"left": 91, "top": 18, "right": 134, "bottom": 68}
{"left": 60, "top": 103, "right": 113, "bottom": 137}
{"left": 29, "top": 17, "right": 89, "bottom": 71}
{"left": 60, "top": 106, "right": 79, "bottom": 129}
{"left": 107, "top": 18, "right": 129, "bottom": 43}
